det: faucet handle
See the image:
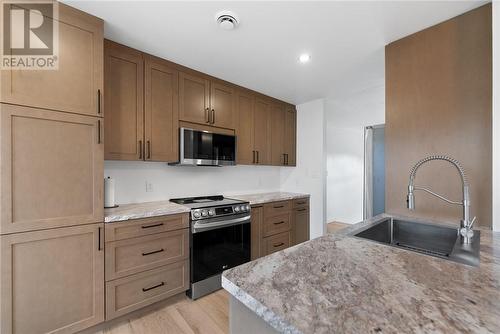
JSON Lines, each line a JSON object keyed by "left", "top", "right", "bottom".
{"left": 468, "top": 216, "right": 477, "bottom": 229}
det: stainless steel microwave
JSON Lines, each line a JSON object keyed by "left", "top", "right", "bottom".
{"left": 171, "top": 127, "right": 236, "bottom": 166}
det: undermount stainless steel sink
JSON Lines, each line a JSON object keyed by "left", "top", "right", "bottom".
{"left": 353, "top": 218, "right": 480, "bottom": 266}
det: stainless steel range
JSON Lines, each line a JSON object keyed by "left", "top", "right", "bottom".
{"left": 170, "top": 195, "right": 251, "bottom": 299}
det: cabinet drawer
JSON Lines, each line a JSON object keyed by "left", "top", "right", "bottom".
{"left": 106, "top": 261, "right": 189, "bottom": 320}
{"left": 293, "top": 198, "right": 309, "bottom": 209}
{"left": 105, "top": 213, "right": 189, "bottom": 242}
{"left": 263, "top": 213, "right": 290, "bottom": 237}
{"left": 263, "top": 200, "right": 292, "bottom": 218}
{"left": 106, "top": 229, "right": 188, "bottom": 280}
{"left": 263, "top": 231, "right": 291, "bottom": 256}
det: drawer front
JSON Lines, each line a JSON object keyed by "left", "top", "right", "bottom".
{"left": 106, "top": 260, "right": 189, "bottom": 320}
{"left": 106, "top": 229, "right": 188, "bottom": 280}
{"left": 293, "top": 197, "right": 309, "bottom": 209}
{"left": 263, "top": 213, "right": 290, "bottom": 237}
{"left": 263, "top": 200, "right": 292, "bottom": 218}
{"left": 105, "top": 213, "right": 189, "bottom": 242}
{"left": 263, "top": 231, "right": 291, "bottom": 256}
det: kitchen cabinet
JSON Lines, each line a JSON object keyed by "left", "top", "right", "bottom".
{"left": 0, "top": 223, "right": 105, "bottom": 334}
{"left": 236, "top": 90, "right": 255, "bottom": 165}
{"left": 253, "top": 98, "right": 272, "bottom": 165}
{"left": 210, "top": 81, "right": 237, "bottom": 129}
{"left": 0, "top": 103, "right": 103, "bottom": 235}
{"left": 292, "top": 198, "right": 310, "bottom": 245}
{"left": 104, "top": 40, "right": 144, "bottom": 160}
{"left": 0, "top": 3, "right": 103, "bottom": 117}
{"left": 250, "top": 206, "right": 263, "bottom": 260}
{"left": 144, "top": 55, "right": 179, "bottom": 162}
{"left": 271, "top": 103, "right": 286, "bottom": 165}
{"left": 284, "top": 106, "right": 297, "bottom": 166}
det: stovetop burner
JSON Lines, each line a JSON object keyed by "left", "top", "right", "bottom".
{"left": 170, "top": 195, "right": 247, "bottom": 210}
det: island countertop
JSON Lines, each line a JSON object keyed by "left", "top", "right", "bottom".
{"left": 222, "top": 214, "right": 500, "bottom": 334}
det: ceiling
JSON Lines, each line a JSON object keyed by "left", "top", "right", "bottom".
{"left": 66, "top": 1, "right": 488, "bottom": 105}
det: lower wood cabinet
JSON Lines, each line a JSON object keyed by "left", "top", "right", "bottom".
{"left": 0, "top": 223, "right": 104, "bottom": 334}
{"left": 252, "top": 198, "right": 310, "bottom": 258}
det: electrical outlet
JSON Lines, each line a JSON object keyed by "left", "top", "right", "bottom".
{"left": 146, "top": 181, "right": 153, "bottom": 192}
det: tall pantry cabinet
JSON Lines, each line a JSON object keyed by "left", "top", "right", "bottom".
{"left": 0, "top": 3, "right": 105, "bottom": 334}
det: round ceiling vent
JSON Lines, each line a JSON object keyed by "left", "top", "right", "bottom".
{"left": 215, "top": 11, "right": 239, "bottom": 30}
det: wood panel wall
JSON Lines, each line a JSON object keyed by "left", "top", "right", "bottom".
{"left": 385, "top": 4, "right": 492, "bottom": 228}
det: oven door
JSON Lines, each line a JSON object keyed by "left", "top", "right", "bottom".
{"left": 180, "top": 127, "right": 236, "bottom": 166}
{"left": 191, "top": 215, "right": 251, "bottom": 285}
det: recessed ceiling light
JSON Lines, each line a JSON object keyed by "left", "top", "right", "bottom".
{"left": 215, "top": 10, "right": 239, "bottom": 30}
{"left": 298, "top": 54, "right": 311, "bottom": 63}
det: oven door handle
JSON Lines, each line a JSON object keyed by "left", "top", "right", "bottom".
{"left": 192, "top": 215, "right": 251, "bottom": 233}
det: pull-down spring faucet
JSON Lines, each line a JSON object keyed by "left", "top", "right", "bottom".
{"left": 407, "top": 155, "right": 476, "bottom": 243}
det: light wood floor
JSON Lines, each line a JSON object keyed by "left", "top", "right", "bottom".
{"left": 327, "top": 221, "right": 349, "bottom": 233}
{"left": 91, "top": 290, "right": 229, "bottom": 334}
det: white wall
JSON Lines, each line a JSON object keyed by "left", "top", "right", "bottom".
{"left": 325, "top": 84, "right": 385, "bottom": 224}
{"left": 104, "top": 162, "right": 281, "bottom": 204}
{"left": 280, "top": 99, "right": 326, "bottom": 239}
{"left": 493, "top": 1, "right": 500, "bottom": 232}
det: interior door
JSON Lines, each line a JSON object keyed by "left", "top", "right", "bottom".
{"left": 144, "top": 55, "right": 179, "bottom": 162}
{"left": 104, "top": 40, "right": 144, "bottom": 160}
{"left": 236, "top": 90, "right": 255, "bottom": 165}
{"left": 284, "top": 105, "right": 297, "bottom": 166}
{"left": 0, "top": 104, "right": 103, "bottom": 234}
{"left": 253, "top": 98, "right": 272, "bottom": 165}
{"left": 210, "top": 81, "right": 236, "bottom": 129}
{"left": 271, "top": 103, "right": 286, "bottom": 165}
{"left": 179, "top": 72, "right": 210, "bottom": 125}
{"left": 0, "top": 3, "right": 103, "bottom": 117}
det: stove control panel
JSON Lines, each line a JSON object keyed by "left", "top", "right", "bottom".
{"left": 191, "top": 204, "right": 250, "bottom": 220}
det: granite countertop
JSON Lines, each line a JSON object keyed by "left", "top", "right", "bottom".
{"left": 230, "top": 192, "right": 309, "bottom": 205}
{"left": 104, "top": 192, "right": 309, "bottom": 223}
{"left": 104, "top": 201, "right": 190, "bottom": 223}
{"left": 222, "top": 213, "right": 500, "bottom": 334}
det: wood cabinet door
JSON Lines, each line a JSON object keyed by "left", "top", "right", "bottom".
{"left": 0, "top": 3, "right": 103, "bottom": 117}
{"left": 250, "top": 206, "right": 263, "bottom": 260}
{"left": 0, "top": 104, "right": 103, "bottom": 234}
{"left": 144, "top": 56, "right": 179, "bottom": 162}
{"left": 179, "top": 72, "right": 210, "bottom": 125}
{"left": 236, "top": 90, "right": 255, "bottom": 165}
{"left": 210, "top": 81, "right": 236, "bottom": 129}
{"left": 253, "top": 98, "right": 272, "bottom": 165}
{"left": 0, "top": 223, "right": 105, "bottom": 334}
{"left": 284, "top": 105, "right": 297, "bottom": 166}
{"left": 271, "top": 103, "right": 286, "bottom": 166}
{"left": 104, "top": 40, "right": 144, "bottom": 161}
{"left": 293, "top": 208, "right": 310, "bottom": 245}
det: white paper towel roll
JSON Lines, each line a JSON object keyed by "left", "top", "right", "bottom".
{"left": 104, "top": 177, "right": 116, "bottom": 208}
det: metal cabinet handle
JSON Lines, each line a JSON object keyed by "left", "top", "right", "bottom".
{"left": 142, "top": 248, "right": 164, "bottom": 256}
{"left": 256, "top": 151, "right": 259, "bottom": 164}
{"left": 141, "top": 223, "right": 164, "bottom": 229}
{"left": 212, "top": 109, "right": 215, "bottom": 124}
{"left": 273, "top": 205, "right": 284, "bottom": 209}
{"left": 138, "top": 140, "right": 143, "bottom": 160}
{"left": 97, "top": 120, "right": 101, "bottom": 144}
{"left": 273, "top": 221, "right": 285, "bottom": 225}
{"left": 98, "top": 227, "right": 102, "bottom": 251}
{"left": 297, "top": 208, "right": 307, "bottom": 212}
{"left": 286, "top": 153, "right": 289, "bottom": 165}
{"left": 273, "top": 242, "right": 285, "bottom": 248}
{"left": 97, "top": 89, "right": 101, "bottom": 114}
{"left": 205, "top": 108, "right": 210, "bottom": 123}
{"left": 147, "top": 140, "right": 151, "bottom": 159}
{"left": 142, "top": 282, "right": 165, "bottom": 292}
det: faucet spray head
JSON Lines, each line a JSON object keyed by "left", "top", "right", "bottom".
{"left": 407, "top": 185, "right": 415, "bottom": 210}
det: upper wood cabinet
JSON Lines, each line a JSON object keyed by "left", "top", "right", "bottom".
{"left": 284, "top": 105, "right": 297, "bottom": 166}
{"left": 104, "top": 41, "right": 178, "bottom": 162}
{"left": 236, "top": 90, "right": 255, "bottom": 165}
{"left": 0, "top": 223, "right": 104, "bottom": 334}
{"left": 0, "top": 103, "right": 103, "bottom": 235}
{"left": 144, "top": 55, "right": 179, "bottom": 162}
{"left": 210, "top": 81, "right": 236, "bottom": 129}
{"left": 0, "top": 3, "right": 103, "bottom": 117}
{"left": 253, "top": 98, "right": 272, "bottom": 165}
{"left": 104, "top": 40, "right": 144, "bottom": 161}
{"left": 179, "top": 72, "right": 210, "bottom": 125}
{"left": 271, "top": 103, "right": 286, "bottom": 166}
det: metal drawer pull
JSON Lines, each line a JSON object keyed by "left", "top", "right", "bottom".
{"left": 142, "top": 282, "right": 165, "bottom": 292}
{"left": 273, "top": 205, "right": 284, "bottom": 209}
{"left": 142, "top": 248, "right": 164, "bottom": 256}
{"left": 297, "top": 208, "right": 307, "bottom": 212}
{"left": 273, "top": 242, "right": 285, "bottom": 247}
{"left": 297, "top": 201, "right": 306, "bottom": 205}
{"left": 141, "top": 223, "right": 164, "bottom": 229}
{"left": 274, "top": 221, "right": 285, "bottom": 225}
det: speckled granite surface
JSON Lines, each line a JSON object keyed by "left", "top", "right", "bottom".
{"left": 104, "top": 201, "right": 189, "bottom": 223}
{"left": 230, "top": 192, "right": 309, "bottom": 205}
{"left": 222, "top": 214, "right": 500, "bottom": 334}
